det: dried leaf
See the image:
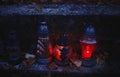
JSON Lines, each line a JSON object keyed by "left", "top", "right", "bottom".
{"left": 36, "top": 5, "right": 41, "bottom": 11}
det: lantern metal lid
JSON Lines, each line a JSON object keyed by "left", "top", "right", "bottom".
{"left": 38, "top": 22, "right": 49, "bottom": 38}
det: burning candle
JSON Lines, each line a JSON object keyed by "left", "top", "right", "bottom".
{"left": 81, "top": 25, "right": 96, "bottom": 59}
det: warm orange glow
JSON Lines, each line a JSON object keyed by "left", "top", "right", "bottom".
{"left": 52, "top": 45, "right": 73, "bottom": 61}
{"left": 48, "top": 42, "right": 53, "bottom": 55}
{"left": 48, "top": 42, "right": 54, "bottom": 62}
{"left": 53, "top": 45, "right": 62, "bottom": 61}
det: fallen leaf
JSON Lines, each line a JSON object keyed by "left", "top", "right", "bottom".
{"left": 36, "top": 5, "right": 41, "bottom": 11}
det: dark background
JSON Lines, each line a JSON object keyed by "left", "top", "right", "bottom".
{"left": 0, "top": 15, "right": 120, "bottom": 77}
{"left": 0, "top": 15, "right": 120, "bottom": 54}
{"left": 0, "top": 15, "right": 120, "bottom": 43}
{"left": 0, "top": 15, "right": 120, "bottom": 59}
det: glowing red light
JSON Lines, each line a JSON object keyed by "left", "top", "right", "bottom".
{"left": 53, "top": 45, "right": 63, "bottom": 61}
{"left": 81, "top": 42, "right": 95, "bottom": 59}
{"left": 48, "top": 42, "right": 53, "bottom": 62}
{"left": 48, "top": 43, "right": 53, "bottom": 55}
{"left": 52, "top": 45, "right": 73, "bottom": 61}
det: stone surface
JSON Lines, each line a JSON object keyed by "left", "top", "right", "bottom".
{"left": 0, "top": 4, "right": 120, "bottom": 16}
{"left": 13, "top": 63, "right": 110, "bottom": 75}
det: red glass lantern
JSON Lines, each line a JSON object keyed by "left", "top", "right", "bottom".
{"left": 81, "top": 40, "right": 96, "bottom": 59}
{"left": 81, "top": 26, "right": 96, "bottom": 60}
